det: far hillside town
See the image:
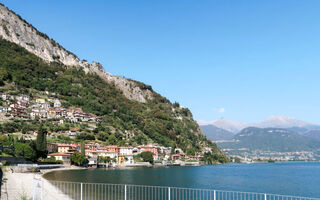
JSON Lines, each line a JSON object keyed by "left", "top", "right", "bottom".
{"left": 0, "top": 91, "right": 203, "bottom": 167}
{"left": 47, "top": 142, "right": 202, "bottom": 167}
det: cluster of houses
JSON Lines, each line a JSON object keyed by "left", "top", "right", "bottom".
{"left": 0, "top": 93, "right": 101, "bottom": 122}
{"left": 0, "top": 92, "right": 204, "bottom": 166}
{"left": 47, "top": 142, "right": 203, "bottom": 166}
{"left": 47, "top": 143, "right": 159, "bottom": 166}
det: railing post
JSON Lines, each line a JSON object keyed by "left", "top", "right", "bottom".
{"left": 214, "top": 190, "right": 216, "bottom": 200}
{"left": 168, "top": 187, "right": 171, "bottom": 200}
{"left": 264, "top": 193, "right": 267, "bottom": 200}
{"left": 80, "top": 183, "right": 83, "bottom": 200}
{"left": 125, "top": 185, "right": 127, "bottom": 200}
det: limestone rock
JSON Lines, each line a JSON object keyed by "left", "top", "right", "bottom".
{"left": 0, "top": 4, "right": 153, "bottom": 103}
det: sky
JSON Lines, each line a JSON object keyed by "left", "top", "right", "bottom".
{"left": 2, "top": 0, "right": 320, "bottom": 123}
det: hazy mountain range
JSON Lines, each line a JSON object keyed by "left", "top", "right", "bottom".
{"left": 199, "top": 116, "right": 317, "bottom": 133}
{"left": 200, "top": 125, "right": 234, "bottom": 141}
{"left": 218, "top": 127, "right": 320, "bottom": 152}
{"left": 200, "top": 116, "right": 320, "bottom": 153}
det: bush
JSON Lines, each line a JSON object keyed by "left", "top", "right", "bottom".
{"left": 3, "top": 148, "right": 14, "bottom": 156}
{"left": 76, "top": 133, "right": 95, "bottom": 141}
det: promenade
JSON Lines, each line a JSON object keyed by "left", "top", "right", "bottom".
{"left": 1, "top": 169, "right": 69, "bottom": 200}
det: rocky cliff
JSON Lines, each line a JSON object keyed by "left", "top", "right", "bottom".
{"left": 0, "top": 3, "right": 228, "bottom": 158}
{"left": 0, "top": 4, "right": 153, "bottom": 103}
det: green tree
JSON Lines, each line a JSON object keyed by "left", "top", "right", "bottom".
{"left": 76, "top": 133, "right": 95, "bottom": 140}
{"left": 97, "top": 132, "right": 109, "bottom": 141}
{"left": 140, "top": 151, "right": 154, "bottom": 164}
{"left": 36, "top": 124, "right": 47, "bottom": 158}
{"left": 201, "top": 152, "right": 229, "bottom": 164}
{"left": 98, "top": 156, "right": 111, "bottom": 164}
{"left": 71, "top": 151, "right": 87, "bottom": 166}
{"left": 80, "top": 141, "right": 85, "bottom": 157}
{"left": 14, "top": 143, "right": 36, "bottom": 161}
{"left": 107, "top": 134, "right": 117, "bottom": 145}
{"left": 0, "top": 135, "right": 9, "bottom": 145}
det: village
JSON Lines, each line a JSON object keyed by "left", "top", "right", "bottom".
{"left": 0, "top": 92, "right": 204, "bottom": 167}
{"left": 0, "top": 92, "right": 101, "bottom": 123}
{"left": 46, "top": 142, "right": 203, "bottom": 167}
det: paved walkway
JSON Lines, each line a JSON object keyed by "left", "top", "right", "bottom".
{"left": 1, "top": 171, "right": 69, "bottom": 200}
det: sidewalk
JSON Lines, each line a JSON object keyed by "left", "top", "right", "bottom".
{"left": 1, "top": 171, "right": 69, "bottom": 200}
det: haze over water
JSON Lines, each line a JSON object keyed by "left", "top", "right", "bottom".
{"left": 44, "top": 162, "right": 320, "bottom": 198}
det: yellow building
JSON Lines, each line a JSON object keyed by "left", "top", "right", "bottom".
{"left": 36, "top": 98, "right": 46, "bottom": 104}
{"left": 47, "top": 109, "right": 56, "bottom": 118}
{"left": 118, "top": 155, "right": 125, "bottom": 165}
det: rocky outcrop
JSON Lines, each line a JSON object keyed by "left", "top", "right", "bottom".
{"left": 0, "top": 4, "right": 153, "bottom": 103}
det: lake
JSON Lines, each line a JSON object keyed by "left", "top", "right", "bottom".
{"left": 43, "top": 162, "right": 320, "bottom": 198}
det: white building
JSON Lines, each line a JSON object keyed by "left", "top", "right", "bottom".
{"left": 47, "top": 152, "right": 71, "bottom": 165}
{"left": 16, "top": 95, "right": 29, "bottom": 102}
{"left": 119, "top": 147, "right": 133, "bottom": 155}
{"left": 1, "top": 94, "right": 7, "bottom": 101}
{"left": 41, "top": 103, "right": 50, "bottom": 109}
{"left": 0, "top": 107, "right": 8, "bottom": 113}
{"left": 54, "top": 100, "right": 62, "bottom": 108}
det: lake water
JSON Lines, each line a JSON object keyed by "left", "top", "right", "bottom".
{"left": 43, "top": 162, "right": 320, "bottom": 198}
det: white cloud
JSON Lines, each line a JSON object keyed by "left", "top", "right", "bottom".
{"left": 197, "top": 120, "right": 209, "bottom": 125}
{"left": 218, "top": 108, "right": 225, "bottom": 113}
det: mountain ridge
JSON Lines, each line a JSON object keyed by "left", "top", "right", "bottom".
{"left": 199, "top": 116, "right": 317, "bottom": 133}
{"left": 0, "top": 3, "right": 226, "bottom": 158}
{"left": 219, "top": 127, "right": 320, "bottom": 152}
{"left": 200, "top": 124, "right": 234, "bottom": 141}
{"left": 0, "top": 3, "right": 153, "bottom": 103}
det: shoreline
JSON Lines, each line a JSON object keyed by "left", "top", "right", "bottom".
{"left": 40, "top": 165, "right": 86, "bottom": 176}
{"left": 2, "top": 162, "right": 318, "bottom": 200}
{"left": 1, "top": 168, "right": 71, "bottom": 200}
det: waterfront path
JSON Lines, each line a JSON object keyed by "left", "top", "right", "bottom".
{"left": 1, "top": 171, "right": 69, "bottom": 200}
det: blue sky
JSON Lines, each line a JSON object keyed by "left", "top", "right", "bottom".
{"left": 3, "top": 0, "right": 320, "bottom": 123}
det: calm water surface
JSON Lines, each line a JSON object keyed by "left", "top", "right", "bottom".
{"left": 44, "top": 162, "right": 320, "bottom": 198}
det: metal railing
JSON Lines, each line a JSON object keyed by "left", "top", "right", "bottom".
{"left": 48, "top": 181, "right": 320, "bottom": 200}
{"left": 17, "top": 164, "right": 64, "bottom": 168}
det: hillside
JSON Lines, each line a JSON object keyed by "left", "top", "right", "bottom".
{"left": 200, "top": 125, "right": 234, "bottom": 141}
{"left": 303, "top": 130, "right": 320, "bottom": 140}
{"left": 286, "top": 127, "right": 320, "bottom": 140}
{"left": 0, "top": 3, "right": 225, "bottom": 158}
{"left": 218, "top": 127, "right": 320, "bottom": 152}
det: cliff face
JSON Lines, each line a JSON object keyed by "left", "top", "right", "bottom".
{"left": 0, "top": 3, "right": 226, "bottom": 155}
{"left": 0, "top": 4, "right": 153, "bottom": 103}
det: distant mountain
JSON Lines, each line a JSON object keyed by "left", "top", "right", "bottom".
{"left": 254, "top": 116, "right": 310, "bottom": 128}
{"left": 304, "top": 130, "right": 320, "bottom": 140}
{"left": 285, "top": 127, "right": 320, "bottom": 140}
{"left": 218, "top": 127, "right": 320, "bottom": 152}
{"left": 285, "top": 127, "right": 310, "bottom": 135}
{"left": 200, "top": 125, "right": 234, "bottom": 141}
{"left": 198, "top": 118, "right": 247, "bottom": 133}
{"left": 198, "top": 116, "right": 317, "bottom": 133}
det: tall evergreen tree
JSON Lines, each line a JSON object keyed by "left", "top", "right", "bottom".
{"left": 81, "top": 141, "right": 85, "bottom": 157}
{"left": 36, "top": 123, "right": 47, "bottom": 158}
